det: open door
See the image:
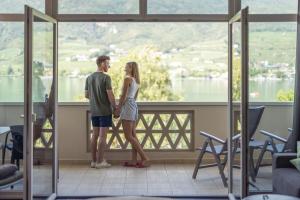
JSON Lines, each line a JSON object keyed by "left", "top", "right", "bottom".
{"left": 24, "top": 5, "right": 58, "bottom": 200}
{"left": 228, "top": 7, "right": 249, "bottom": 199}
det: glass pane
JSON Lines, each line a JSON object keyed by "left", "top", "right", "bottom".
{"left": 32, "top": 19, "right": 54, "bottom": 197}
{"left": 248, "top": 23, "right": 297, "bottom": 102}
{"left": 231, "top": 22, "right": 242, "bottom": 196}
{"left": 58, "top": 22, "right": 228, "bottom": 102}
{"left": 247, "top": 23, "right": 296, "bottom": 193}
{"left": 58, "top": 0, "right": 139, "bottom": 14}
{"left": 148, "top": 0, "right": 228, "bottom": 14}
{"left": 0, "top": 0, "right": 44, "bottom": 13}
{"left": 0, "top": 23, "right": 24, "bottom": 102}
{"left": 242, "top": 0, "right": 298, "bottom": 14}
{"left": 0, "top": 22, "right": 24, "bottom": 194}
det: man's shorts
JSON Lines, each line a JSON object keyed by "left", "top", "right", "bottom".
{"left": 91, "top": 115, "right": 112, "bottom": 127}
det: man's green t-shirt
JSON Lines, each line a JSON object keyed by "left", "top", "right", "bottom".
{"left": 85, "top": 72, "right": 112, "bottom": 116}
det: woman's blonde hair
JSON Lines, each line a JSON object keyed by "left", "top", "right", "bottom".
{"left": 127, "top": 62, "right": 140, "bottom": 84}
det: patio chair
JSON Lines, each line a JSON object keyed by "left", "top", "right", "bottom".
{"left": 254, "top": 128, "right": 294, "bottom": 176}
{"left": 192, "top": 106, "right": 265, "bottom": 186}
{"left": 0, "top": 164, "right": 23, "bottom": 190}
{"left": 192, "top": 131, "right": 240, "bottom": 187}
{"left": 247, "top": 106, "right": 266, "bottom": 181}
{"left": 2, "top": 125, "right": 23, "bottom": 169}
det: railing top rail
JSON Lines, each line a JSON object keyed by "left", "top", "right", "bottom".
{"left": 0, "top": 102, "right": 294, "bottom": 106}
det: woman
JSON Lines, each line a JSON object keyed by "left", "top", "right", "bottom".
{"left": 116, "top": 62, "right": 150, "bottom": 168}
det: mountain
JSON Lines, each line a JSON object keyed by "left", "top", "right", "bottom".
{"left": 0, "top": 1, "right": 298, "bottom": 76}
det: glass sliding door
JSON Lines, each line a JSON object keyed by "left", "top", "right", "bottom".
{"left": 246, "top": 22, "right": 296, "bottom": 193}
{"left": 228, "top": 7, "right": 249, "bottom": 199}
{"left": 24, "top": 5, "right": 58, "bottom": 200}
{"left": 0, "top": 21, "right": 24, "bottom": 199}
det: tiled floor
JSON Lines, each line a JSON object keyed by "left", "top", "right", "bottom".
{"left": 1, "top": 163, "right": 272, "bottom": 197}
{"left": 57, "top": 164, "right": 272, "bottom": 197}
{"left": 59, "top": 198, "right": 226, "bottom": 200}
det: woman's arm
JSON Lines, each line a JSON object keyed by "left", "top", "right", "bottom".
{"left": 118, "top": 77, "right": 131, "bottom": 107}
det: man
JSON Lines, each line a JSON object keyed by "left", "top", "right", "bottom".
{"left": 85, "top": 55, "right": 117, "bottom": 168}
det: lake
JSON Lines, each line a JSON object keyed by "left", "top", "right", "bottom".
{"left": 0, "top": 76, "right": 294, "bottom": 102}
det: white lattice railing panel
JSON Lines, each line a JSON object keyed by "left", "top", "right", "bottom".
{"left": 87, "top": 110, "right": 194, "bottom": 151}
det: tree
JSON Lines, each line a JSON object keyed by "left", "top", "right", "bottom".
{"left": 33, "top": 61, "right": 45, "bottom": 76}
{"left": 276, "top": 89, "right": 294, "bottom": 102}
{"left": 109, "top": 47, "right": 181, "bottom": 101}
{"left": 232, "top": 57, "right": 241, "bottom": 101}
{"left": 7, "top": 65, "right": 14, "bottom": 75}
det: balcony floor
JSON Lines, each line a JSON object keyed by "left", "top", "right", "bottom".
{"left": 1, "top": 163, "right": 272, "bottom": 196}
{"left": 57, "top": 163, "right": 272, "bottom": 197}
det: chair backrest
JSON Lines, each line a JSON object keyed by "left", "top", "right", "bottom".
{"left": 283, "top": 128, "right": 295, "bottom": 152}
{"left": 10, "top": 125, "right": 23, "bottom": 138}
{"left": 247, "top": 106, "right": 265, "bottom": 139}
{"left": 226, "top": 106, "right": 264, "bottom": 152}
{"left": 9, "top": 125, "right": 23, "bottom": 155}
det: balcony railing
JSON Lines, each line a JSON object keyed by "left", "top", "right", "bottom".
{"left": 87, "top": 110, "right": 195, "bottom": 151}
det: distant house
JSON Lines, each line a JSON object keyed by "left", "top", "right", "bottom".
{"left": 71, "top": 54, "right": 89, "bottom": 62}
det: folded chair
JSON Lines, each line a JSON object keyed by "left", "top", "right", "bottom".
{"left": 192, "top": 131, "right": 240, "bottom": 187}
{"left": 246, "top": 106, "right": 266, "bottom": 182}
{"left": 2, "top": 125, "right": 23, "bottom": 169}
{"left": 254, "top": 128, "right": 294, "bottom": 176}
{"left": 192, "top": 106, "right": 265, "bottom": 186}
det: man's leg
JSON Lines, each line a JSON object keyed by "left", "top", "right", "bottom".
{"left": 97, "top": 127, "right": 108, "bottom": 163}
{"left": 91, "top": 127, "right": 99, "bottom": 163}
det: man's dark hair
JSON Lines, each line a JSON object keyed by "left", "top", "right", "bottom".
{"left": 96, "top": 55, "right": 110, "bottom": 67}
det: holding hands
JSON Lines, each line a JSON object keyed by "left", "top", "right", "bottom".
{"left": 113, "top": 105, "right": 121, "bottom": 119}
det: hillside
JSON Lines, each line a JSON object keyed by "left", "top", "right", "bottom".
{"left": 0, "top": 1, "right": 297, "bottom": 77}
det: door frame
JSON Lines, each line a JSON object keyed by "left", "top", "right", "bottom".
{"left": 228, "top": 6, "right": 249, "bottom": 199}
{"left": 24, "top": 5, "right": 58, "bottom": 200}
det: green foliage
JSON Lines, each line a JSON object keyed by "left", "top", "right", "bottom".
{"left": 7, "top": 65, "right": 14, "bottom": 75}
{"left": 109, "top": 47, "right": 181, "bottom": 101}
{"left": 276, "top": 89, "right": 294, "bottom": 102}
{"left": 249, "top": 67, "right": 267, "bottom": 77}
{"left": 275, "top": 71, "right": 288, "bottom": 79}
{"left": 232, "top": 57, "right": 241, "bottom": 101}
{"left": 33, "top": 61, "right": 44, "bottom": 76}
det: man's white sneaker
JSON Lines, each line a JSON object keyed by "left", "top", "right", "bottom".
{"left": 91, "top": 161, "right": 96, "bottom": 168}
{"left": 95, "top": 160, "right": 111, "bottom": 169}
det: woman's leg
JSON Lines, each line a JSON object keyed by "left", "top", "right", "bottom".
{"left": 131, "top": 121, "right": 138, "bottom": 163}
{"left": 122, "top": 120, "right": 149, "bottom": 162}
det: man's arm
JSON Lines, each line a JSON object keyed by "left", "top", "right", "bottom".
{"left": 105, "top": 75, "right": 116, "bottom": 110}
{"left": 107, "top": 90, "right": 116, "bottom": 110}
{"left": 85, "top": 90, "right": 89, "bottom": 99}
{"left": 85, "top": 78, "right": 89, "bottom": 99}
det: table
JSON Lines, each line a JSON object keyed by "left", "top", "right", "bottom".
{"left": 0, "top": 127, "right": 10, "bottom": 136}
{"left": 243, "top": 194, "right": 300, "bottom": 200}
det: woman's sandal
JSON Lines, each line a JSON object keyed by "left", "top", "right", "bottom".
{"left": 123, "top": 161, "right": 137, "bottom": 167}
{"left": 135, "top": 161, "right": 150, "bottom": 168}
